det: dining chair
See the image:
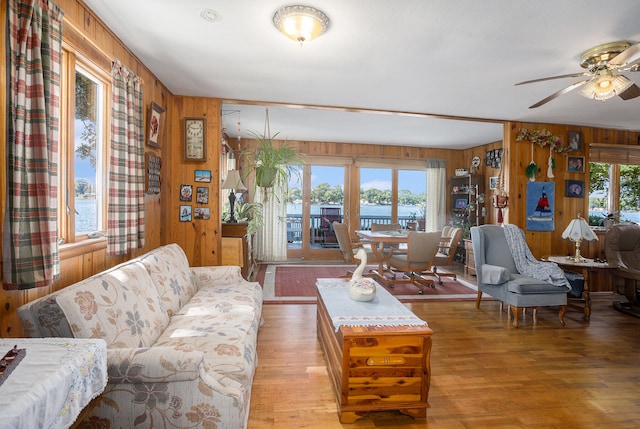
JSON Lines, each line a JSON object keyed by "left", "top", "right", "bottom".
{"left": 387, "top": 231, "right": 442, "bottom": 294}
{"left": 332, "top": 222, "right": 377, "bottom": 277}
{"left": 423, "top": 225, "right": 463, "bottom": 284}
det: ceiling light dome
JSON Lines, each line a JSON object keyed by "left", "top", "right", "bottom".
{"left": 273, "top": 5, "right": 330, "bottom": 44}
{"left": 578, "top": 70, "right": 633, "bottom": 101}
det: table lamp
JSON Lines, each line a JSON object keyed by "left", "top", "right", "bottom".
{"left": 561, "top": 215, "right": 598, "bottom": 262}
{"left": 221, "top": 169, "right": 246, "bottom": 223}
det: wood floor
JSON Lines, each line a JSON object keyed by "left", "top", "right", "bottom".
{"left": 248, "top": 283, "right": 640, "bottom": 428}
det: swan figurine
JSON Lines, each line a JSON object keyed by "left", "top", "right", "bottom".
{"left": 348, "top": 248, "right": 377, "bottom": 302}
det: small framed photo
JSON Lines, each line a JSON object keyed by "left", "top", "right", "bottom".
{"left": 565, "top": 180, "right": 585, "bottom": 198}
{"left": 567, "top": 156, "right": 585, "bottom": 172}
{"left": 179, "top": 184, "right": 193, "bottom": 201}
{"left": 179, "top": 205, "right": 192, "bottom": 222}
{"left": 147, "top": 102, "right": 164, "bottom": 148}
{"left": 194, "top": 207, "right": 210, "bottom": 220}
{"left": 196, "top": 186, "right": 209, "bottom": 204}
{"left": 569, "top": 131, "right": 582, "bottom": 152}
{"left": 489, "top": 176, "right": 499, "bottom": 190}
{"left": 455, "top": 198, "right": 468, "bottom": 209}
{"left": 194, "top": 169, "right": 212, "bottom": 182}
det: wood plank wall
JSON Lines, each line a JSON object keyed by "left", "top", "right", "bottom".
{"left": 1, "top": 0, "right": 637, "bottom": 337}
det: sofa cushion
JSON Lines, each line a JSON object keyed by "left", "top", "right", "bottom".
{"left": 139, "top": 244, "right": 198, "bottom": 316}
{"left": 152, "top": 282, "right": 263, "bottom": 384}
{"left": 481, "top": 264, "right": 513, "bottom": 285}
{"left": 507, "top": 274, "right": 569, "bottom": 294}
{"left": 56, "top": 262, "right": 169, "bottom": 348}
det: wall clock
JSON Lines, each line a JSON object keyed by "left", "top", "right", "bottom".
{"left": 184, "top": 117, "right": 206, "bottom": 161}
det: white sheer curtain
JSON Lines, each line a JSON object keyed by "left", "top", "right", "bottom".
{"left": 255, "top": 185, "right": 288, "bottom": 261}
{"left": 425, "top": 159, "right": 447, "bottom": 232}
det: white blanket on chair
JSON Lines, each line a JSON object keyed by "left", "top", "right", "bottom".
{"left": 503, "top": 224, "right": 568, "bottom": 288}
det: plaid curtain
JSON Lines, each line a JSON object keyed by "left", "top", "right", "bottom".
{"left": 3, "top": 0, "right": 64, "bottom": 290}
{"left": 107, "top": 60, "right": 145, "bottom": 256}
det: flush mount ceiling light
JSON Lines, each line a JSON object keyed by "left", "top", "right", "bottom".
{"left": 273, "top": 5, "right": 330, "bottom": 44}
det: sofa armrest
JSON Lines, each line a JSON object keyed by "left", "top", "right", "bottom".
{"left": 191, "top": 266, "right": 248, "bottom": 288}
{"left": 107, "top": 347, "right": 203, "bottom": 383}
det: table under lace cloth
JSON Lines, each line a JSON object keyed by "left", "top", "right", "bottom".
{"left": 316, "top": 278, "right": 428, "bottom": 331}
{"left": 0, "top": 338, "right": 107, "bottom": 429}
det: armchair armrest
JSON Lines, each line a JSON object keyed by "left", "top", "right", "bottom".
{"left": 614, "top": 267, "right": 640, "bottom": 282}
{"left": 107, "top": 347, "right": 203, "bottom": 383}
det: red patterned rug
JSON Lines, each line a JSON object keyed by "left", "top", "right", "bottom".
{"left": 255, "top": 264, "right": 478, "bottom": 304}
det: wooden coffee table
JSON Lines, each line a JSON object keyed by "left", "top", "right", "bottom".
{"left": 316, "top": 279, "right": 433, "bottom": 423}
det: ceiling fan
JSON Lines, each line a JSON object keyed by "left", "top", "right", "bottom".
{"left": 516, "top": 41, "right": 640, "bottom": 108}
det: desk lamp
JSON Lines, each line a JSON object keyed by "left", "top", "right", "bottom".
{"left": 562, "top": 215, "right": 598, "bottom": 262}
{"left": 221, "top": 170, "right": 246, "bottom": 223}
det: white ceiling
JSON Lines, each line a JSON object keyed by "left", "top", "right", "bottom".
{"left": 83, "top": 0, "right": 640, "bottom": 150}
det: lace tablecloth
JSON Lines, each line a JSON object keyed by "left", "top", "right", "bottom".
{"left": 0, "top": 338, "right": 107, "bottom": 429}
{"left": 317, "top": 278, "right": 428, "bottom": 331}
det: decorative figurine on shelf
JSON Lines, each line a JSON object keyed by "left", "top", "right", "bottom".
{"left": 348, "top": 248, "right": 377, "bottom": 302}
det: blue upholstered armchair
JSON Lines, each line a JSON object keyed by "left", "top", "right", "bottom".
{"left": 471, "top": 224, "right": 571, "bottom": 327}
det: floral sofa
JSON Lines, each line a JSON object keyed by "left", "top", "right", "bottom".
{"left": 17, "top": 243, "right": 263, "bottom": 429}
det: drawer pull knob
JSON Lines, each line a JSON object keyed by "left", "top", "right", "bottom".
{"left": 367, "top": 356, "right": 406, "bottom": 366}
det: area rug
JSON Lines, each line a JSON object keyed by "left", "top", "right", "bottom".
{"left": 255, "top": 264, "right": 478, "bottom": 304}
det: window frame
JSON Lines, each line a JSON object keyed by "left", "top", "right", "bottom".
{"left": 59, "top": 47, "right": 111, "bottom": 244}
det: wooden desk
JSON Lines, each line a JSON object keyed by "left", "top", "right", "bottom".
{"left": 545, "top": 256, "right": 613, "bottom": 322}
{"left": 316, "top": 280, "right": 432, "bottom": 423}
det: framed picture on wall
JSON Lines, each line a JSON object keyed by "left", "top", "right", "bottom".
{"left": 194, "top": 169, "right": 212, "bottom": 182}
{"left": 455, "top": 198, "right": 468, "bottom": 209}
{"left": 179, "top": 205, "right": 192, "bottom": 222}
{"left": 565, "top": 180, "right": 585, "bottom": 198}
{"left": 568, "top": 130, "right": 581, "bottom": 152}
{"left": 489, "top": 176, "right": 499, "bottom": 190}
{"left": 196, "top": 187, "right": 209, "bottom": 204}
{"left": 147, "top": 102, "right": 164, "bottom": 148}
{"left": 180, "top": 184, "right": 193, "bottom": 201}
{"left": 567, "top": 156, "right": 584, "bottom": 172}
{"left": 194, "top": 207, "right": 210, "bottom": 220}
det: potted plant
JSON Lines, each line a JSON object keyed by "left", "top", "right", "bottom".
{"left": 407, "top": 212, "right": 418, "bottom": 231}
{"left": 234, "top": 201, "right": 263, "bottom": 237}
{"left": 242, "top": 131, "right": 304, "bottom": 200}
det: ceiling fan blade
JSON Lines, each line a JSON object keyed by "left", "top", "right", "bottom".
{"left": 515, "top": 72, "right": 590, "bottom": 86}
{"left": 528, "top": 80, "right": 589, "bottom": 109}
{"left": 609, "top": 42, "right": 640, "bottom": 68}
{"left": 618, "top": 83, "right": 640, "bottom": 100}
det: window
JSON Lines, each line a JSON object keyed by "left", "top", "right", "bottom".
{"left": 59, "top": 51, "right": 109, "bottom": 243}
{"left": 589, "top": 161, "right": 640, "bottom": 225}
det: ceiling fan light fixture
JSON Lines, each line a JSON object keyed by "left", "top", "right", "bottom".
{"left": 273, "top": 5, "right": 330, "bottom": 44}
{"left": 578, "top": 73, "right": 633, "bottom": 101}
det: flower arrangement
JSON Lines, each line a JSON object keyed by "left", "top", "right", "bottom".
{"left": 516, "top": 128, "right": 572, "bottom": 154}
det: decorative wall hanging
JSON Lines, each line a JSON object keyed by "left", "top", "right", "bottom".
{"left": 485, "top": 148, "right": 503, "bottom": 168}
{"left": 194, "top": 207, "right": 210, "bottom": 220}
{"left": 145, "top": 153, "right": 161, "bottom": 194}
{"left": 147, "top": 102, "right": 164, "bottom": 148}
{"left": 526, "top": 181, "right": 555, "bottom": 231}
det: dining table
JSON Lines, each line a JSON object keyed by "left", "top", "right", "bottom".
{"left": 356, "top": 229, "right": 410, "bottom": 284}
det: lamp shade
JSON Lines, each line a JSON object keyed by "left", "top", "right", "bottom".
{"left": 221, "top": 170, "right": 246, "bottom": 191}
{"left": 562, "top": 217, "right": 598, "bottom": 242}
